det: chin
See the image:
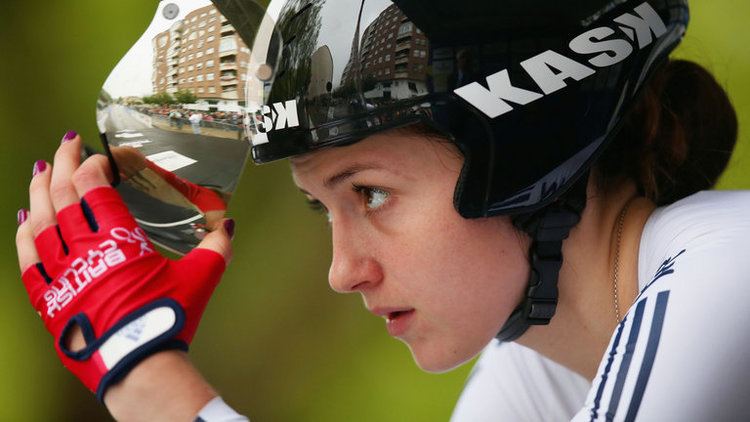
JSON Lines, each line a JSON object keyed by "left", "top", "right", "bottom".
{"left": 403, "top": 338, "right": 481, "bottom": 374}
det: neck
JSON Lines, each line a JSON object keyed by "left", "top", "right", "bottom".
{"left": 515, "top": 179, "right": 656, "bottom": 380}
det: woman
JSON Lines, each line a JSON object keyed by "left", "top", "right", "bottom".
{"left": 15, "top": 0, "right": 749, "bottom": 420}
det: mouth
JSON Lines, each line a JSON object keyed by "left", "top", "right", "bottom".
{"left": 385, "top": 309, "right": 413, "bottom": 322}
{"left": 370, "top": 308, "right": 415, "bottom": 337}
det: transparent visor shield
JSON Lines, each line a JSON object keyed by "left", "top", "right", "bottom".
{"left": 97, "top": 0, "right": 275, "bottom": 254}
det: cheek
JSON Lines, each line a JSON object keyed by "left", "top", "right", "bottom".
{"left": 391, "top": 210, "right": 530, "bottom": 370}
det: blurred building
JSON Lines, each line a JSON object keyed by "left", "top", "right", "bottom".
{"left": 152, "top": 5, "right": 250, "bottom": 112}
{"left": 342, "top": 4, "right": 430, "bottom": 101}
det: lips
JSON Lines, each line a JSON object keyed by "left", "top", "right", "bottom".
{"left": 369, "top": 307, "right": 416, "bottom": 337}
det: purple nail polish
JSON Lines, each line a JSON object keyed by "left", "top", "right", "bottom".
{"left": 32, "top": 160, "right": 47, "bottom": 177}
{"left": 17, "top": 209, "right": 29, "bottom": 225}
{"left": 61, "top": 130, "right": 78, "bottom": 143}
{"left": 224, "top": 219, "right": 235, "bottom": 239}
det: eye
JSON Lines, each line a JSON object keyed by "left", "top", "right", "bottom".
{"left": 353, "top": 185, "right": 390, "bottom": 211}
{"left": 307, "top": 199, "right": 332, "bottom": 223}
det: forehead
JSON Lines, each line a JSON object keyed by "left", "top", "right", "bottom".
{"left": 290, "top": 129, "right": 459, "bottom": 182}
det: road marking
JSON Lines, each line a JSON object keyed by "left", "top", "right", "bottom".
{"left": 145, "top": 150, "right": 197, "bottom": 172}
{"left": 116, "top": 132, "right": 145, "bottom": 139}
{"left": 119, "top": 140, "right": 152, "bottom": 148}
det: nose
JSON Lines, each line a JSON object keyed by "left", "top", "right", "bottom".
{"left": 328, "top": 218, "right": 383, "bottom": 294}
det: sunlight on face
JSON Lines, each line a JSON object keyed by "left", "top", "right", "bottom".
{"left": 291, "top": 129, "right": 530, "bottom": 372}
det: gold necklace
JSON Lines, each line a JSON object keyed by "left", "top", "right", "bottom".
{"left": 612, "top": 198, "right": 635, "bottom": 324}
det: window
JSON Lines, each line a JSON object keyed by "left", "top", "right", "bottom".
{"left": 387, "top": 33, "right": 393, "bottom": 39}
{"left": 198, "top": 87, "right": 205, "bottom": 93}
{"left": 206, "top": 48, "right": 215, "bottom": 55}
{"left": 209, "top": 87, "right": 216, "bottom": 93}
{"left": 188, "top": 65, "right": 194, "bottom": 71}
{"left": 179, "top": 78, "right": 186, "bottom": 83}
{"left": 208, "top": 36, "right": 215, "bottom": 42}
{"left": 398, "top": 22, "right": 413, "bottom": 36}
{"left": 159, "top": 78, "right": 164, "bottom": 84}
{"left": 197, "top": 75, "right": 204, "bottom": 82}
{"left": 188, "top": 77, "right": 194, "bottom": 82}
{"left": 209, "top": 26, "right": 215, "bottom": 32}
{"left": 180, "top": 57, "right": 186, "bottom": 63}
{"left": 189, "top": 32, "right": 198, "bottom": 41}
{"left": 188, "top": 54, "right": 194, "bottom": 61}
{"left": 220, "top": 37, "right": 237, "bottom": 52}
{"left": 413, "top": 49, "right": 420, "bottom": 57}
{"left": 179, "top": 67, "right": 185, "bottom": 73}
{"left": 199, "top": 21, "right": 206, "bottom": 28}
{"left": 385, "top": 54, "right": 391, "bottom": 61}
{"left": 197, "top": 52, "right": 204, "bottom": 58}
{"left": 158, "top": 36, "right": 168, "bottom": 48}
{"left": 191, "top": 17, "right": 197, "bottom": 23}
{"left": 420, "top": 50, "right": 427, "bottom": 58}
{"left": 206, "top": 60, "right": 214, "bottom": 67}
{"left": 197, "top": 63, "right": 203, "bottom": 70}
{"left": 385, "top": 68, "right": 391, "bottom": 75}
{"left": 210, "top": 9, "right": 216, "bottom": 15}
{"left": 207, "top": 73, "right": 215, "bottom": 81}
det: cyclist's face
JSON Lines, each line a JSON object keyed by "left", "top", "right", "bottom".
{"left": 291, "top": 130, "right": 530, "bottom": 372}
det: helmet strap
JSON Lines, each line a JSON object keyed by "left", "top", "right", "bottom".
{"left": 495, "top": 174, "right": 588, "bottom": 342}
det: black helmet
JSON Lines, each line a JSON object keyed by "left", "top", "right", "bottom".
{"left": 236, "top": 0, "right": 689, "bottom": 218}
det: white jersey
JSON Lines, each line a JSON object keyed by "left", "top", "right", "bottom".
{"left": 453, "top": 190, "right": 750, "bottom": 421}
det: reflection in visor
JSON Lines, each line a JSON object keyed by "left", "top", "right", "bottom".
{"left": 97, "top": 0, "right": 272, "bottom": 254}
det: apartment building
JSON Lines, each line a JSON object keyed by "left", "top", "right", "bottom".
{"left": 342, "top": 4, "right": 430, "bottom": 100}
{"left": 152, "top": 5, "right": 250, "bottom": 111}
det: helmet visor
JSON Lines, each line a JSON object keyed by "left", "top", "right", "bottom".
{"left": 98, "top": 0, "right": 273, "bottom": 254}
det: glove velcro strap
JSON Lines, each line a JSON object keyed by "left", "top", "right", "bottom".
{"left": 57, "top": 298, "right": 187, "bottom": 401}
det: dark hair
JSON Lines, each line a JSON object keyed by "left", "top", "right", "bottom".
{"left": 595, "top": 59, "right": 738, "bottom": 205}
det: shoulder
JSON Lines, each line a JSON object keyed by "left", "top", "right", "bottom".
{"left": 452, "top": 340, "right": 589, "bottom": 422}
{"left": 573, "top": 191, "right": 750, "bottom": 421}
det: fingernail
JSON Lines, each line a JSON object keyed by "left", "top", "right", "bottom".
{"left": 17, "top": 209, "right": 29, "bottom": 225}
{"left": 32, "top": 160, "right": 47, "bottom": 177}
{"left": 61, "top": 130, "right": 78, "bottom": 143}
{"left": 223, "top": 219, "right": 235, "bottom": 239}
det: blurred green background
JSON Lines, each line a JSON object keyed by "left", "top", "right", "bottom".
{"left": 0, "top": 1, "right": 748, "bottom": 421}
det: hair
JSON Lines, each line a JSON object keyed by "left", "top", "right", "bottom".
{"left": 595, "top": 59, "right": 738, "bottom": 205}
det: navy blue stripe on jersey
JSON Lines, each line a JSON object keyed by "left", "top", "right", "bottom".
{"left": 605, "top": 298, "right": 648, "bottom": 421}
{"left": 637, "top": 249, "right": 686, "bottom": 299}
{"left": 624, "top": 290, "right": 671, "bottom": 422}
{"left": 589, "top": 314, "right": 629, "bottom": 422}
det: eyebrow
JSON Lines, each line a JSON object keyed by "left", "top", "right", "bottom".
{"left": 296, "top": 162, "right": 389, "bottom": 196}
{"left": 323, "top": 163, "right": 383, "bottom": 189}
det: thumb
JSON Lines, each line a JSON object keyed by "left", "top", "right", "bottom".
{"left": 193, "top": 218, "right": 234, "bottom": 265}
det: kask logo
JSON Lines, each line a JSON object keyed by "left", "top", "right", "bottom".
{"left": 454, "top": 2, "right": 670, "bottom": 118}
{"left": 253, "top": 99, "right": 301, "bottom": 134}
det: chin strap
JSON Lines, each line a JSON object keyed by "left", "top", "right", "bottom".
{"left": 495, "top": 175, "right": 588, "bottom": 342}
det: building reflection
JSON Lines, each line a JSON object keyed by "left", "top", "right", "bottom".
{"left": 342, "top": 4, "right": 430, "bottom": 102}
{"left": 152, "top": 4, "right": 250, "bottom": 113}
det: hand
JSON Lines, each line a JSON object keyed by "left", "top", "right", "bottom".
{"left": 109, "top": 145, "right": 148, "bottom": 181}
{"left": 15, "top": 131, "right": 234, "bottom": 401}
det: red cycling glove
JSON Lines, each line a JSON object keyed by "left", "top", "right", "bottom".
{"left": 21, "top": 186, "right": 226, "bottom": 400}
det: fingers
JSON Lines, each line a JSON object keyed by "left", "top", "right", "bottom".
{"left": 192, "top": 218, "right": 235, "bottom": 265}
{"left": 16, "top": 209, "right": 40, "bottom": 273}
{"left": 49, "top": 132, "right": 83, "bottom": 211}
{"left": 28, "top": 160, "right": 56, "bottom": 237}
{"left": 71, "top": 154, "right": 114, "bottom": 198}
